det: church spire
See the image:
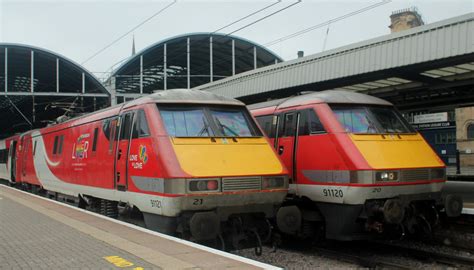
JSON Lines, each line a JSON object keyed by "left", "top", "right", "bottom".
{"left": 132, "top": 34, "right": 136, "bottom": 56}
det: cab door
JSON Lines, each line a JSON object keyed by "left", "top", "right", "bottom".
{"left": 115, "top": 111, "right": 134, "bottom": 191}
{"left": 9, "top": 140, "right": 18, "bottom": 183}
{"left": 276, "top": 111, "right": 301, "bottom": 184}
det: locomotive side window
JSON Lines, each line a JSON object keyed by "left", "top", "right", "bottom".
{"left": 107, "top": 118, "right": 119, "bottom": 152}
{"left": 120, "top": 113, "right": 134, "bottom": 140}
{"left": 0, "top": 149, "right": 7, "bottom": 164}
{"left": 308, "top": 110, "right": 325, "bottom": 134}
{"left": 92, "top": 128, "right": 99, "bottom": 152}
{"left": 256, "top": 115, "right": 276, "bottom": 138}
{"left": 58, "top": 135, "right": 64, "bottom": 155}
{"left": 282, "top": 113, "right": 297, "bottom": 137}
{"left": 33, "top": 141, "right": 37, "bottom": 156}
{"left": 132, "top": 110, "right": 150, "bottom": 139}
{"left": 53, "top": 136, "right": 59, "bottom": 154}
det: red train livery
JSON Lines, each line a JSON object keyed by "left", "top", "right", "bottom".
{"left": 250, "top": 90, "right": 462, "bottom": 240}
{"left": 0, "top": 89, "right": 297, "bottom": 250}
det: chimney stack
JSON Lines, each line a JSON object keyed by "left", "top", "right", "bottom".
{"left": 389, "top": 7, "right": 424, "bottom": 33}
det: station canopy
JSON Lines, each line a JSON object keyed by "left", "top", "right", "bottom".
{"left": 0, "top": 44, "right": 110, "bottom": 139}
{"left": 110, "top": 33, "right": 283, "bottom": 102}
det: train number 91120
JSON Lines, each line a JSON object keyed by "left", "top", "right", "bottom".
{"left": 323, "top": 188, "right": 344, "bottom": 198}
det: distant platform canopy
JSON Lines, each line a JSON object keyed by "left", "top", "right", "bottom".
{"left": 110, "top": 33, "right": 283, "bottom": 102}
{"left": 0, "top": 44, "right": 110, "bottom": 138}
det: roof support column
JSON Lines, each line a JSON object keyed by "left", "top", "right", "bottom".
{"left": 187, "top": 37, "right": 190, "bottom": 89}
{"left": 210, "top": 36, "right": 213, "bottom": 83}
{"left": 32, "top": 96, "right": 35, "bottom": 124}
{"left": 4, "top": 48, "right": 7, "bottom": 93}
{"left": 164, "top": 43, "right": 167, "bottom": 90}
{"left": 56, "top": 58, "right": 59, "bottom": 93}
{"left": 31, "top": 50, "right": 34, "bottom": 92}
{"left": 82, "top": 72, "right": 85, "bottom": 94}
{"left": 253, "top": 46, "right": 257, "bottom": 70}
{"left": 232, "top": 39, "right": 235, "bottom": 76}
{"left": 109, "top": 76, "right": 117, "bottom": 106}
{"left": 140, "top": 54, "right": 143, "bottom": 94}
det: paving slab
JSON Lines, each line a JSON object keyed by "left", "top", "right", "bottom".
{"left": 0, "top": 185, "right": 279, "bottom": 270}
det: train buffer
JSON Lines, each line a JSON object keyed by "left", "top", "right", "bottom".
{"left": 0, "top": 185, "right": 279, "bottom": 270}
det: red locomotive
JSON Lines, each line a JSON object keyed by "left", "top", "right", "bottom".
{"left": 250, "top": 90, "right": 462, "bottom": 240}
{"left": 0, "top": 89, "right": 298, "bottom": 251}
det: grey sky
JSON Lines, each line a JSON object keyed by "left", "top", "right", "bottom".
{"left": 1, "top": 0, "right": 472, "bottom": 80}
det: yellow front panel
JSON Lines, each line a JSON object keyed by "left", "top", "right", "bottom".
{"left": 350, "top": 133, "right": 444, "bottom": 169}
{"left": 171, "top": 137, "right": 284, "bottom": 177}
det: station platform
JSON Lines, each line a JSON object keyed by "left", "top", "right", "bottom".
{"left": 0, "top": 185, "right": 278, "bottom": 270}
{"left": 463, "top": 203, "right": 474, "bottom": 215}
{"left": 443, "top": 180, "right": 474, "bottom": 205}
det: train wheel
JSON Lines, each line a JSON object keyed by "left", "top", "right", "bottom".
{"left": 414, "top": 214, "right": 432, "bottom": 240}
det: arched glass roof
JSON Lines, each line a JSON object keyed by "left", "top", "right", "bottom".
{"left": 110, "top": 32, "right": 282, "bottom": 100}
{"left": 0, "top": 43, "right": 110, "bottom": 138}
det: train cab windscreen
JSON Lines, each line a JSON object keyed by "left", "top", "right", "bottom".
{"left": 331, "top": 105, "right": 415, "bottom": 134}
{"left": 159, "top": 105, "right": 261, "bottom": 137}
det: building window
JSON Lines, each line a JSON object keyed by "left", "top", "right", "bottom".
{"left": 468, "top": 123, "right": 474, "bottom": 140}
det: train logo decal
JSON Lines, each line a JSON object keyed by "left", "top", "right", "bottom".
{"left": 139, "top": 145, "right": 148, "bottom": 164}
{"left": 73, "top": 134, "right": 90, "bottom": 159}
{"left": 130, "top": 145, "right": 148, "bottom": 169}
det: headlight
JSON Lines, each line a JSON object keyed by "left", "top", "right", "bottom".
{"left": 430, "top": 168, "right": 446, "bottom": 180}
{"left": 375, "top": 171, "right": 398, "bottom": 181}
{"left": 188, "top": 178, "right": 220, "bottom": 193}
{"left": 262, "top": 176, "right": 287, "bottom": 189}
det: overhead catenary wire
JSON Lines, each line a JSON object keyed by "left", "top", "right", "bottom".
{"left": 224, "top": 0, "right": 302, "bottom": 37}
{"left": 164, "top": 0, "right": 301, "bottom": 81}
{"left": 264, "top": 0, "right": 392, "bottom": 47}
{"left": 81, "top": 0, "right": 177, "bottom": 65}
{"left": 212, "top": 0, "right": 282, "bottom": 34}
{"left": 111, "top": 1, "right": 299, "bottom": 82}
{"left": 101, "top": 0, "right": 283, "bottom": 80}
{"left": 165, "top": 0, "right": 301, "bottom": 79}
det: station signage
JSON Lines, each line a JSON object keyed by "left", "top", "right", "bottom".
{"left": 411, "top": 121, "right": 455, "bottom": 130}
{"left": 413, "top": 112, "right": 448, "bottom": 124}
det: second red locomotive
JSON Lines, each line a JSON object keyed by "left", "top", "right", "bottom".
{"left": 250, "top": 90, "right": 462, "bottom": 240}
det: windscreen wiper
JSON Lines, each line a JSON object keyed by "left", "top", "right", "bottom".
{"left": 197, "top": 117, "right": 211, "bottom": 136}
{"left": 215, "top": 118, "right": 239, "bottom": 136}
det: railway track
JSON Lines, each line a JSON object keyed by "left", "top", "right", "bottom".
{"left": 310, "top": 246, "right": 413, "bottom": 269}
{"left": 310, "top": 242, "right": 474, "bottom": 269}
{"left": 253, "top": 238, "right": 474, "bottom": 269}
{"left": 369, "top": 242, "right": 474, "bottom": 268}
